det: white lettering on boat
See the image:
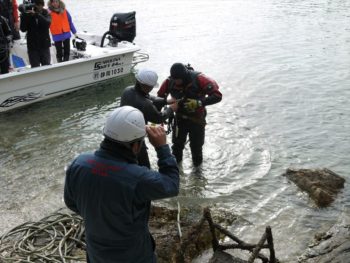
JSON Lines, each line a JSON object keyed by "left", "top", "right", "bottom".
{"left": 93, "top": 55, "right": 127, "bottom": 80}
{"left": 93, "top": 67, "right": 124, "bottom": 80}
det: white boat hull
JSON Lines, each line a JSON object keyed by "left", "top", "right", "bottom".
{"left": 0, "top": 34, "right": 147, "bottom": 113}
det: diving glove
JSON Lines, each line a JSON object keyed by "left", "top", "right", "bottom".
{"left": 184, "top": 99, "right": 202, "bottom": 112}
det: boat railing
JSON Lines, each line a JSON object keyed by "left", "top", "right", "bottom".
{"left": 132, "top": 51, "right": 149, "bottom": 69}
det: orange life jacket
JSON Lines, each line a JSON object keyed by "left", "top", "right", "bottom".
{"left": 50, "top": 10, "right": 70, "bottom": 35}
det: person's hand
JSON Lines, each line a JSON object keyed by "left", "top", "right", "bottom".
{"left": 169, "top": 100, "right": 178, "bottom": 112}
{"left": 146, "top": 125, "right": 166, "bottom": 148}
{"left": 167, "top": 97, "right": 176, "bottom": 104}
{"left": 184, "top": 99, "right": 202, "bottom": 112}
{"left": 26, "top": 9, "right": 35, "bottom": 15}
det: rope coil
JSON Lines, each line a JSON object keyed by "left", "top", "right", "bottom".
{"left": 0, "top": 211, "right": 86, "bottom": 263}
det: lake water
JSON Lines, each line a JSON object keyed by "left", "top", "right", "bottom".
{"left": 1, "top": 0, "right": 350, "bottom": 261}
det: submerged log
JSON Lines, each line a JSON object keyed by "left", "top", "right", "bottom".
{"left": 282, "top": 168, "right": 345, "bottom": 207}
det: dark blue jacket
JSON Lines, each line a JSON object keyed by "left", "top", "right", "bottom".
{"left": 64, "top": 140, "right": 179, "bottom": 263}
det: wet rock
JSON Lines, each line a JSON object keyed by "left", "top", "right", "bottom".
{"left": 149, "top": 205, "right": 238, "bottom": 263}
{"left": 298, "top": 224, "right": 350, "bottom": 263}
{"left": 209, "top": 250, "right": 247, "bottom": 263}
{"left": 282, "top": 168, "right": 345, "bottom": 207}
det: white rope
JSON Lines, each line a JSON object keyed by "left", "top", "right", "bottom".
{"left": 177, "top": 200, "right": 182, "bottom": 238}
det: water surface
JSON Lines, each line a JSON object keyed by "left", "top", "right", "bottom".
{"left": 1, "top": 0, "right": 350, "bottom": 261}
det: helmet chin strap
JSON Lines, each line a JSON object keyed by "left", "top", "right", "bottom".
{"left": 131, "top": 140, "right": 143, "bottom": 155}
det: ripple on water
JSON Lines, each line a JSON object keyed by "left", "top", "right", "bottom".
{"left": 1, "top": 1, "right": 350, "bottom": 261}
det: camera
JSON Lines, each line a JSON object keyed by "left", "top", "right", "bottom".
{"left": 18, "top": 0, "right": 36, "bottom": 13}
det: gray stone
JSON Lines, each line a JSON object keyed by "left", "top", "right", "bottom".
{"left": 298, "top": 224, "right": 350, "bottom": 263}
{"left": 282, "top": 168, "right": 345, "bottom": 207}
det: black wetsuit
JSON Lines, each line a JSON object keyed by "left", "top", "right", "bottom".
{"left": 120, "top": 84, "right": 173, "bottom": 168}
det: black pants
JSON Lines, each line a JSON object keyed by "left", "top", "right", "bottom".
{"left": 0, "top": 54, "right": 9, "bottom": 74}
{"left": 54, "top": 38, "right": 71, "bottom": 62}
{"left": 28, "top": 48, "right": 51, "bottom": 68}
{"left": 172, "top": 117, "right": 205, "bottom": 166}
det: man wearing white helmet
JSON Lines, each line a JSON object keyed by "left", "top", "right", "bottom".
{"left": 120, "top": 68, "right": 178, "bottom": 168}
{"left": 64, "top": 106, "right": 179, "bottom": 263}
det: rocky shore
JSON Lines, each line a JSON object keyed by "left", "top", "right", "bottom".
{"left": 298, "top": 223, "right": 350, "bottom": 263}
{"left": 0, "top": 168, "right": 348, "bottom": 262}
{"left": 283, "top": 168, "right": 348, "bottom": 263}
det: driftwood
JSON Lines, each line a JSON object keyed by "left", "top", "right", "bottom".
{"left": 203, "top": 207, "right": 278, "bottom": 263}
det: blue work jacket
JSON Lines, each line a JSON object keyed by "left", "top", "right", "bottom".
{"left": 64, "top": 141, "right": 179, "bottom": 263}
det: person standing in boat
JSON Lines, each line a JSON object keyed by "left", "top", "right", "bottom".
{"left": 19, "top": 0, "right": 51, "bottom": 67}
{"left": 64, "top": 106, "right": 179, "bottom": 263}
{"left": 158, "top": 63, "right": 222, "bottom": 167}
{"left": 0, "top": 0, "right": 20, "bottom": 40}
{"left": 120, "top": 68, "right": 178, "bottom": 168}
{"left": 47, "top": 0, "right": 76, "bottom": 62}
{"left": 0, "top": 14, "right": 12, "bottom": 74}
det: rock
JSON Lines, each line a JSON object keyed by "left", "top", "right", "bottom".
{"left": 282, "top": 168, "right": 345, "bottom": 207}
{"left": 149, "top": 205, "right": 238, "bottom": 263}
{"left": 209, "top": 250, "right": 248, "bottom": 263}
{"left": 298, "top": 224, "right": 350, "bottom": 263}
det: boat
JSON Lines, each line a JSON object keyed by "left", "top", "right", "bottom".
{"left": 0, "top": 12, "right": 148, "bottom": 113}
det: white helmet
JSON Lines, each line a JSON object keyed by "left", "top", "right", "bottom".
{"left": 135, "top": 69, "right": 158, "bottom": 87}
{"left": 103, "top": 106, "right": 146, "bottom": 143}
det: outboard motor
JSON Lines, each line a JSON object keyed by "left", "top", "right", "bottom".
{"left": 100, "top": 12, "right": 136, "bottom": 47}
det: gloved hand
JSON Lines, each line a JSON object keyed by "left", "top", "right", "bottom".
{"left": 183, "top": 99, "right": 202, "bottom": 112}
